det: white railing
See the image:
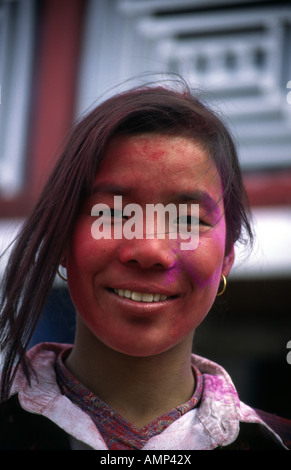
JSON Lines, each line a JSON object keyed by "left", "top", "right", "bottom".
{"left": 77, "top": 1, "right": 291, "bottom": 170}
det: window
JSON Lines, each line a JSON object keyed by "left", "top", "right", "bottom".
{"left": 77, "top": 0, "right": 291, "bottom": 171}
{"left": 0, "top": 0, "right": 35, "bottom": 198}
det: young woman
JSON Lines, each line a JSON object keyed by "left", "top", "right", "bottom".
{"left": 0, "top": 83, "right": 290, "bottom": 450}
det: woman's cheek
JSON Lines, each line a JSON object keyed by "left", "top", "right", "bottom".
{"left": 183, "top": 236, "right": 224, "bottom": 277}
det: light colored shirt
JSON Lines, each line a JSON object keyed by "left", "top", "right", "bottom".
{"left": 9, "top": 342, "right": 286, "bottom": 450}
{"left": 55, "top": 348, "right": 204, "bottom": 450}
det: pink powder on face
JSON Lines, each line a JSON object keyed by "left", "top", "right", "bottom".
{"left": 67, "top": 133, "right": 232, "bottom": 359}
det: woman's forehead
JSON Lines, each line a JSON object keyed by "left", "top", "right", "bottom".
{"left": 100, "top": 133, "right": 214, "bottom": 174}
{"left": 92, "top": 133, "right": 223, "bottom": 207}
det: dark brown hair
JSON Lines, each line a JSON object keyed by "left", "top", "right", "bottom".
{"left": 0, "top": 83, "right": 253, "bottom": 400}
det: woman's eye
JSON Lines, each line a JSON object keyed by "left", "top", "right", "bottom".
{"left": 174, "top": 215, "right": 201, "bottom": 226}
{"left": 100, "top": 209, "right": 128, "bottom": 220}
{"left": 111, "top": 209, "right": 123, "bottom": 219}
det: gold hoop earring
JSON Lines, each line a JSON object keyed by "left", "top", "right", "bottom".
{"left": 217, "top": 274, "right": 227, "bottom": 296}
{"left": 57, "top": 266, "right": 68, "bottom": 282}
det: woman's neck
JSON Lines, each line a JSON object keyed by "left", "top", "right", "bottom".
{"left": 66, "top": 319, "right": 195, "bottom": 428}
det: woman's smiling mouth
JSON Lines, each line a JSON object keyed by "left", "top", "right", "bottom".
{"left": 113, "top": 288, "right": 169, "bottom": 303}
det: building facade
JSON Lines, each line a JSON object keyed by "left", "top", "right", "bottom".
{"left": 0, "top": 0, "right": 290, "bottom": 418}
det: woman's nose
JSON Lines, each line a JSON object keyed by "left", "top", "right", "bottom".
{"left": 118, "top": 237, "right": 176, "bottom": 270}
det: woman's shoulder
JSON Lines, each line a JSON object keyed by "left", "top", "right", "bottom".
{"left": 0, "top": 343, "right": 74, "bottom": 450}
{"left": 0, "top": 393, "right": 70, "bottom": 450}
{"left": 254, "top": 408, "right": 291, "bottom": 450}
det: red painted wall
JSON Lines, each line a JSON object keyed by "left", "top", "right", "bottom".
{"left": 0, "top": 0, "right": 86, "bottom": 217}
{"left": 0, "top": 0, "right": 290, "bottom": 217}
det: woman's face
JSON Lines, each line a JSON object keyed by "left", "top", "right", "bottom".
{"left": 65, "top": 133, "right": 234, "bottom": 357}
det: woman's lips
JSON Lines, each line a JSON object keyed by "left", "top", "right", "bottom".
{"left": 106, "top": 283, "right": 179, "bottom": 304}
{"left": 113, "top": 288, "right": 170, "bottom": 303}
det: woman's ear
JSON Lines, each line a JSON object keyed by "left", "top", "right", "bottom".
{"left": 60, "top": 255, "right": 67, "bottom": 268}
{"left": 222, "top": 244, "right": 235, "bottom": 278}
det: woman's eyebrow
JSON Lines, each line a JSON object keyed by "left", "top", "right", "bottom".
{"left": 91, "top": 184, "right": 221, "bottom": 214}
{"left": 92, "top": 183, "right": 131, "bottom": 195}
{"left": 173, "top": 191, "right": 221, "bottom": 214}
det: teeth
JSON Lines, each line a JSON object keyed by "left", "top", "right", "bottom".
{"left": 113, "top": 289, "right": 168, "bottom": 302}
